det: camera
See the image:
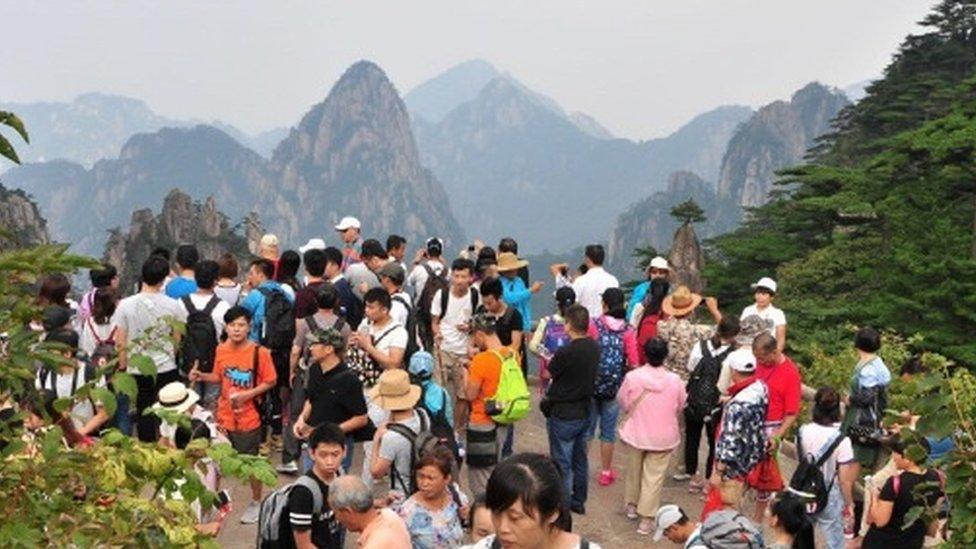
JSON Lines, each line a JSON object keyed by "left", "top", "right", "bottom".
{"left": 484, "top": 399, "right": 504, "bottom": 417}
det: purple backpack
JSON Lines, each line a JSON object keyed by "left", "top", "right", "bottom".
{"left": 542, "top": 316, "right": 571, "bottom": 357}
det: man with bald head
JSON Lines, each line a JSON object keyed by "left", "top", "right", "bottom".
{"left": 328, "top": 475, "right": 410, "bottom": 548}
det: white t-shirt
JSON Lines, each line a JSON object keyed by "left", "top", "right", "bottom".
{"left": 798, "top": 423, "right": 854, "bottom": 482}
{"left": 686, "top": 339, "right": 734, "bottom": 373}
{"left": 78, "top": 318, "right": 118, "bottom": 358}
{"left": 112, "top": 292, "right": 185, "bottom": 374}
{"left": 430, "top": 288, "right": 476, "bottom": 355}
{"left": 177, "top": 293, "right": 231, "bottom": 341}
{"left": 740, "top": 303, "right": 786, "bottom": 337}
{"left": 407, "top": 260, "right": 447, "bottom": 298}
{"left": 572, "top": 266, "right": 620, "bottom": 319}
{"left": 357, "top": 319, "right": 409, "bottom": 367}
{"left": 389, "top": 291, "right": 413, "bottom": 329}
{"left": 35, "top": 363, "right": 105, "bottom": 431}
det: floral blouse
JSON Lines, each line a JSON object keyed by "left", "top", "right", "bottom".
{"left": 396, "top": 489, "right": 468, "bottom": 549}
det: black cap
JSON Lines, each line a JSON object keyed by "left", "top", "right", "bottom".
{"left": 426, "top": 237, "right": 444, "bottom": 256}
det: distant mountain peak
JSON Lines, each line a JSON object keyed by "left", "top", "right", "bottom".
{"left": 568, "top": 111, "right": 614, "bottom": 140}
{"left": 405, "top": 59, "right": 501, "bottom": 123}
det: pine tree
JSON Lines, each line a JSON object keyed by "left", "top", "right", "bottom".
{"left": 669, "top": 198, "right": 706, "bottom": 225}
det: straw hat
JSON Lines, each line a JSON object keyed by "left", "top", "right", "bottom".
{"left": 661, "top": 285, "right": 703, "bottom": 317}
{"left": 496, "top": 252, "right": 528, "bottom": 273}
{"left": 154, "top": 381, "right": 200, "bottom": 414}
{"left": 368, "top": 369, "right": 422, "bottom": 411}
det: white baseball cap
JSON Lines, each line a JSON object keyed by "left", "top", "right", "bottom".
{"left": 334, "top": 216, "right": 361, "bottom": 231}
{"left": 727, "top": 348, "right": 757, "bottom": 373}
{"left": 649, "top": 256, "right": 670, "bottom": 271}
{"left": 299, "top": 238, "right": 327, "bottom": 254}
{"left": 750, "top": 276, "right": 777, "bottom": 294}
{"left": 653, "top": 504, "right": 684, "bottom": 541}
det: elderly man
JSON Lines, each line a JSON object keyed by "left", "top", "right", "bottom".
{"left": 328, "top": 475, "right": 410, "bottom": 548}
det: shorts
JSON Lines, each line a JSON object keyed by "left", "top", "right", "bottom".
{"left": 438, "top": 351, "right": 468, "bottom": 402}
{"left": 227, "top": 427, "right": 262, "bottom": 455}
{"left": 587, "top": 398, "right": 620, "bottom": 443}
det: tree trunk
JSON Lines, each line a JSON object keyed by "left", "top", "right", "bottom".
{"left": 971, "top": 193, "right": 976, "bottom": 260}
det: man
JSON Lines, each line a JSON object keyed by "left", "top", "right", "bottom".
{"left": 283, "top": 286, "right": 355, "bottom": 473}
{"left": 478, "top": 277, "right": 523, "bottom": 350}
{"left": 496, "top": 252, "right": 543, "bottom": 335}
{"left": 177, "top": 259, "right": 230, "bottom": 409}
{"left": 36, "top": 329, "right": 110, "bottom": 437}
{"left": 377, "top": 262, "right": 411, "bottom": 328}
{"left": 406, "top": 237, "right": 447, "bottom": 299}
{"left": 240, "top": 258, "right": 296, "bottom": 344}
{"left": 368, "top": 368, "right": 425, "bottom": 495}
{"left": 328, "top": 475, "right": 411, "bottom": 549}
{"left": 78, "top": 263, "right": 118, "bottom": 322}
{"left": 323, "top": 246, "right": 363, "bottom": 329}
{"left": 653, "top": 504, "right": 708, "bottom": 548}
{"left": 165, "top": 244, "right": 200, "bottom": 299}
{"left": 431, "top": 257, "right": 479, "bottom": 432}
{"left": 571, "top": 244, "right": 620, "bottom": 318}
{"left": 281, "top": 423, "right": 346, "bottom": 549}
{"left": 346, "top": 239, "right": 387, "bottom": 300}
{"left": 626, "top": 256, "right": 670, "bottom": 321}
{"left": 464, "top": 312, "right": 511, "bottom": 496}
{"left": 386, "top": 234, "right": 407, "bottom": 272}
{"left": 259, "top": 233, "right": 282, "bottom": 274}
{"left": 190, "top": 306, "right": 276, "bottom": 524}
{"left": 545, "top": 304, "right": 599, "bottom": 515}
{"left": 741, "top": 277, "right": 787, "bottom": 352}
{"left": 334, "top": 216, "right": 361, "bottom": 272}
{"left": 293, "top": 248, "right": 329, "bottom": 319}
{"left": 749, "top": 332, "right": 801, "bottom": 520}
{"left": 113, "top": 254, "right": 184, "bottom": 442}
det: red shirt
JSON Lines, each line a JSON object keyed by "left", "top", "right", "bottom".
{"left": 755, "top": 354, "right": 801, "bottom": 423}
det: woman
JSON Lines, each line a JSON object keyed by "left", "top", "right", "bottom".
{"left": 766, "top": 491, "right": 814, "bottom": 549}
{"left": 842, "top": 327, "right": 892, "bottom": 474}
{"left": 863, "top": 436, "right": 944, "bottom": 549}
{"left": 397, "top": 445, "right": 469, "bottom": 549}
{"left": 616, "top": 337, "right": 686, "bottom": 535}
{"left": 466, "top": 493, "right": 495, "bottom": 546}
{"left": 214, "top": 253, "right": 242, "bottom": 305}
{"left": 629, "top": 278, "right": 670, "bottom": 365}
{"left": 683, "top": 315, "right": 739, "bottom": 495}
{"left": 468, "top": 453, "right": 601, "bottom": 549}
{"left": 275, "top": 249, "right": 301, "bottom": 298}
{"left": 796, "top": 387, "right": 857, "bottom": 547}
{"left": 78, "top": 287, "right": 119, "bottom": 358}
{"left": 529, "top": 286, "right": 577, "bottom": 394}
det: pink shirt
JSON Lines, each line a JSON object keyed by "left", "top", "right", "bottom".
{"left": 616, "top": 366, "right": 687, "bottom": 450}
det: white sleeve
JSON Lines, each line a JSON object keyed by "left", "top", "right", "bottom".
{"left": 386, "top": 326, "right": 408, "bottom": 350}
{"left": 430, "top": 289, "right": 443, "bottom": 318}
{"left": 686, "top": 341, "right": 704, "bottom": 372}
{"left": 739, "top": 305, "right": 752, "bottom": 320}
{"left": 773, "top": 308, "right": 787, "bottom": 326}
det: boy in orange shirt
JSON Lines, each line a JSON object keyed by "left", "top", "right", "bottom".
{"left": 191, "top": 305, "right": 276, "bottom": 524}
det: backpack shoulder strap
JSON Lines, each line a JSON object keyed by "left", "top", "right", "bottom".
{"left": 422, "top": 263, "right": 436, "bottom": 278}
{"left": 332, "top": 316, "right": 345, "bottom": 332}
{"left": 700, "top": 339, "right": 712, "bottom": 359}
{"left": 304, "top": 315, "right": 320, "bottom": 333}
{"left": 202, "top": 295, "right": 221, "bottom": 316}
{"left": 814, "top": 430, "right": 846, "bottom": 468}
{"left": 392, "top": 295, "right": 412, "bottom": 312}
{"left": 716, "top": 344, "right": 735, "bottom": 361}
{"left": 182, "top": 295, "right": 198, "bottom": 314}
{"left": 439, "top": 288, "right": 449, "bottom": 317}
{"left": 293, "top": 475, "right": 324, "bottom": 514}
{"left": 470, "top": 287, "right": 479, "bottom": 313}
{"left": 252, "top": 344, "right": 260, "bottom": 371}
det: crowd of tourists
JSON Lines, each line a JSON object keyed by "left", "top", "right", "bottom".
{"left": 15, "top": 214, "right": 951, "bottom": 549}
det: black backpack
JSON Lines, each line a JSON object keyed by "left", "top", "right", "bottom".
{"left": 391, "top": 295, "right": 420, "bottom": 364}
{"left": 438, "top": 287, "right": 480, "bottom": 321}
{"left": 789, "top": 428, "right": 846, "bottom": 515}
{"left": 179, "top": 295, "right": 221, "bottom": 374}
{"left": 685, "top": 340, "right": 734, "bottom": 422}
{"left": 416, "top": 264, "right": 449, "bottom": 328}
{"left": 257, "top": 287, "right": 296, "bottom": 351}
{"left": 387, "top": 409, "right": 461, "bottom": 494}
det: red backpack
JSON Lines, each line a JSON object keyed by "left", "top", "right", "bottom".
{"left": 636, "top": 311, "right": 665, "bottom": 364}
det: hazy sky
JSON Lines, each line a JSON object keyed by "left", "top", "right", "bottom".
{"left": 2, "top": 1, "right": 935, "bottom": 139}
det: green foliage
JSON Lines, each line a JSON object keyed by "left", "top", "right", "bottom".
{"left": 669, "top": 198, "right": 707, "bottom": 225}
{"left": 0, "top": 110, "right": 29, "bottom": 165}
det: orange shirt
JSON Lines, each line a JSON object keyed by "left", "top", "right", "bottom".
{"left": 468, "top": 347, "right": 513, "bottom": 425}
{"left": 359, "top": 508, "right": 410, "bottom": 549}
{"left": 212, "top": 341, "right": 276, "bottom": 432}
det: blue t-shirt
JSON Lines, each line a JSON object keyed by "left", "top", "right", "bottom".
{"left": 165, "top": 276, "right": 198, "bottom": 299}
{"left": 240, "top": 281, "right": 295, "bottom": 342}
{"left": 500, "top": 276, "right": 533, "bottom": 331}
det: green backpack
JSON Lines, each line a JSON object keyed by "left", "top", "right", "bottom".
{"left": 487, "top": 350, "right": 531, "bottom": 424}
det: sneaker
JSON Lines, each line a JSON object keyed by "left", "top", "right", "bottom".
{"left": 240, "top": 501, "right": 261, "bottom": 524}
{"left": 457, "top": 439, "right": 466, "bottom": 459}
{"left": 276, "top": 460, "right": 299, "bottom": 474}
{"left": 271, "top": 434, "right": 284, "bottom": 451}
{"left": 637, "top": 517, "right": 654, "bottom": 535}
{"left": 259, "top": 439, "right": 273, "bottom": 457}
{"left": 672, "top": 473, "right": 692, "bottom": 481}
{"left": 598, "top": 469, "right": 616, "bottom": 486}
{"left": 625, "top": 503, "right": 638, "bottom": 520}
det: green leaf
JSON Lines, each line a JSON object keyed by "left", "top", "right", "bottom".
{"left": 92, "top": 387, "right": 117, "bottom": 417}
{"left": 112, "top": 371, "right": 138, "bottom": 401}
{"left": 129, "top": 355, "right": 157, "bottom": 377}
{"left": 0, "top": 134, "right": 21, "bottom": 165}
{"left": 0, "top": 111, "right": 29, "bottom": 143}
{"left": 41, "top": 425, "right": 64, "bottom": 459}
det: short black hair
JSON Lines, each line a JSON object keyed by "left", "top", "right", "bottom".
{"left": 644, "top": 337, "right": 669, "bottom": 366}
{"left": 363, "top": 287, "right": 391, "bottom": 310}
{"left": 277, "top": 250, "right": 301, "bottom": 283}
{"left": 142, "top": 255, "right": 171, "bottom": 286}
{"left": 151, "top": 246, "right": 171, "bottom": 262}
{"left": 217, "top": 253, "right": 239, "bottom": 279}
{"left": 486, "top": 453, "right": 570, "bottom": 532}
{"left": 304, "top": 248, "right": 327, "bottom": 277}
{"left": 323, "top": 246, "right": 343, "bottom": 269}
{"left": 223, "top": 305, "right": 252, "bottom": 324}
{"left": 309, "top": 422, "right": 346, "bottom": 451}
{"left": 175, "top": 244, "right": 200, "bottom": 270}
{"left": 584, "top": 244, "right": 605, "bottom": 266}
{"left": 900, "top": 355, "right": 926, "bottom": 377}
{"left": 752, "top": 333, "right": 777, "bottom": 355}
{"left": 812, "top": 386, "right": 842, "bottom": 425}
{"left": 315, "top": 282, "right": 339, "bottom": 310}
{"left": 360, "top": 239, "right": 387, "bottom": 260}
{"left": 854, "top": 327, "right": 881, "bottom": 353}
{"left": 498, "top": 237, "right": 518, "bottom": 254}
{"left": 479, "top": 277, "right": 503, "bottom": 299}
{"left": 564, "top": 304, "right": 589, "bottom": 333}
{"left": 194, "top": 260, "right": 219, "bottom": 290}
{"left": 451, "top": 257, "right": 475, "bottom": 274}
{"left": 386, "top": 234, "right": 406, "bottom": 252}
{"left": 89, "top": 264, "right": 118, "bottom": 288}
{"left": 249, "top": 258, "right": 275, "bottom": 279}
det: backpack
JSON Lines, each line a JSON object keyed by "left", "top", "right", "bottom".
{"left": 38, "top": 360, "right": 98, "bottom": 410}
{"left": 416, "top": 382, "right": 462, "bottom": 466}
{"left": 593, "top": 317, "right": 628, "bottom": 400}
{"left": 700, "top": 509, "right": 764, "bottom": 549}
{"left": 685, "top": 340, "right": 735, "bottom": 422}
{"left": 257, "top": 287, "right": 296, "bottom": 351}
{"left": 86, "top": 318, "right": 118, "bottom": 370}
{"left": 179, "top": 295, "right": 221, "bottom": 374}
{"left": 541, "top": 315, "right": 570, "bottom": 358}
{"left": 636, "top": 311, "right": 661, "bottom": 365}
{"left": 387, "top": 409, "right": 460, "bottom": 493}
{"left": 416, "top": 264, "right": 449, "bottom": 327}
{"left": 487, "top": 349, "right": 531, "bottom": 424}
{"left": 256, "top": 475, "right": 324, "bottom": 548}
{"left": 789, "top": 429, "right": 846, "bottom": 515}
{"left": 391, "top": 295, "right": 420, "bottom": 364}
{"left": 346, "top": 326, "right": 396, "bottom": 388}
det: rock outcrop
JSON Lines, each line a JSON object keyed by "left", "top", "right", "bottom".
{"left": 0, "top": 183, "right": 49, "bottom": 251}
{"left": 668, "top": 223, "right": 705, "bottom": 293}
{"left": 104, "top": 189, "right": 260, "bottom": 292}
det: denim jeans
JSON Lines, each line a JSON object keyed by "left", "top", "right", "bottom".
{"left": 587, "top": 398, "right": 620, "bottom": 443}
{"left": 547, "top": 416, "right": 590, "bottom": 508}
{"left": 813, "top": 485, "right": 845, "bottom": 549}
{"left": 113, "top": 392, "right": 132, "bottom": 436}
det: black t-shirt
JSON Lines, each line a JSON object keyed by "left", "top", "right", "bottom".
{"left": 334, "top": 278, "right": 363, "bottom": 330}
{"left": 306, "top": 362, "right": 369, "bottom": 430}
{"left": 282, "top": 471, "right": 341, "bottom": 549}
{"left": 863, "top": 469, "right": 943, "bottom": 549}
{"left": 546, "top": 338, "right": 599, "bottom": 420}
{"left": 490, "top": 307, "right": 523, "bottom": 347}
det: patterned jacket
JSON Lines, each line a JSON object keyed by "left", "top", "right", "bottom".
{"left": 657, "top": 318, "right": 713, "bottom": 380}
{"left": 715, "top": 377, "right": 769, "bottom": 479}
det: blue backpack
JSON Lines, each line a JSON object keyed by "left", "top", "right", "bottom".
{"left": 541, "top": 315, "right": 571, "bottom": 358}
{"left": 593, "top": 317, "right": 627, "bottom": 399}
